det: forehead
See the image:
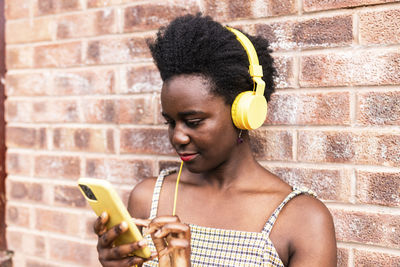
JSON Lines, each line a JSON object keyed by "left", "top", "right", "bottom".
{"left": 161, "top": 75, "right": 226, "bottom": 113}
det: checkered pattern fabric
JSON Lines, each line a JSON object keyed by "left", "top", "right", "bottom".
{"left": 143, "top": 168, "right": 316, "bottom": 267}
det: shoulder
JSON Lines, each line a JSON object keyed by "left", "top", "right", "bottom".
{"left": 127, "top": 177, "right": 158, "bottom": 219}
{"left": 277, "top": 194, "right": 337, "bottom": 266}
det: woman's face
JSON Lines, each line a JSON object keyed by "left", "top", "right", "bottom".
{"left": 161, "top": 74, "right": 239, "bottom": 173}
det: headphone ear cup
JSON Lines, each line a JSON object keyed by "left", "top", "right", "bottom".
{"left": 231, "top": 91, "right": 268, "bottom": 130}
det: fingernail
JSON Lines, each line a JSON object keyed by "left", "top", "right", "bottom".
{"left": 120, "top": 221, "right": 128, "bottom": 230}
{"left": 101, "top": 212, "right": 107, "bottom": 219}
{"left": 138, "top": 239, "right": 147, "bottom": 246}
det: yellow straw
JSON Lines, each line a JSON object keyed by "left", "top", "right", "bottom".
{"left": 172, "top": 161, "right": 184, "bottom": 216}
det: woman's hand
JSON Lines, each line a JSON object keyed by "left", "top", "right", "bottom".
{"left": 94, "top": 212, "right": 154, "bottom": 267}
{"left": 147, "top": 215, "right": 191, "bottom": 267}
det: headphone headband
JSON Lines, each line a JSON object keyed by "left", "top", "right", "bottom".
{"left": 226, "top": 27, "right": 265, "bottom": 96}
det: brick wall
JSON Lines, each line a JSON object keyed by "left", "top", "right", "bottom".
{"left": 4, "top": 0, "right": 400, "bottom": 266}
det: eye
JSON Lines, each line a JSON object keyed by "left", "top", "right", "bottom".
{"left": 185, "top": 119, "right": 202, "bottom": 128}
{"left": 164, "top": 118, "right": 175, "bottom": 127}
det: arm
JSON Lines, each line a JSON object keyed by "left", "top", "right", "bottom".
{"left": 285, "top": 196, "right": 337, "bottom": 267}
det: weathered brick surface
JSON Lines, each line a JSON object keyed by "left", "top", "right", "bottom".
{"left": 35, "top": 209, "right": 81, "bottom": 236}
{"left": 85, "top": 157, "right": 153, "bottom": 183}
{"left": 48, "top": 237, "right": 95, "bottom": 265}
{"left": 56, "top": 10, "right": 116, "bottom": 39}
{"left": 6, "top": 18, "right": 53, "bottom": 44}
{"left": 6, "top": 127, "right": 46, "bottom": 149}
{"left": 5, "top": 0, "right": 30, "bottom": 19}
{"left": 272, "top": 56, "right": 295, "bottom": 88}
{"left": 331, "top": 209, "right": 400, "bottom": 248}
{"left": 6, "top": 153, "right": 32, "bottom": 176}
{"left": 356, "top": 170, "right": 400, "bottom": 207}
{"left": 354, "top": 249, "right": 400, "bottom": 266}
{"left": 6, "top": 230, "right": 46, "bottom": 258}
{"left": 120, "top": 64, "right": 162, "bottom": 94}
{"left": 250, "top": 129, "right": 293, "bottom": 161}
{"left": 6, "top": 72, "right": 50, "bottom": 96}
{"left": 34, "top": 155, "right": 80, "bottom": 179}
{"left": 337, "top": 247, "right": 349, "bottom": 267}
{"left": 86, "top": 37, "right": 150, "bottom": 65}
{"left": 124, "top": 3, "right": 200, "bottom": 32}
{"left": 303, "top": 0, "right": 400, "bottom": 12}
{"left": 53, "top": 185, "right": 87, "bottom": 208}
{"left": 120, "top": 128, "right": 174, "bottom": 154}
{"left": 6, "top": 204, "right": 30, "bottom": 228}
{"left": 34, "top": 0, "right": 83, "bottom": 16}
{"left": 300, "top": 51, "right": 400, "bottom": 87}
{"left": 267, "top": 92, "right": 350, "bottom": 125}
{"left": 204, "top": 0, "right": 297, "bottom": 21}
{"left": 6, "top": 46, "right": 33, "bottom": 69}
{"left": 7, "top": 180, "right": 43, "bottom": 203}
{"left": 255, "top": 15, "right": 353, "bottom": 51}
{"left": 34, "top": 42, "right": 82, "bottom": 68}
{"left": 357, "top": 91, "right": 400, "bottom": 125}
{"left": 360, "top": 8, "right": 400, "bottom": 45}
{"left": 270, "top": 167, "right": 351, "bottom": 201}
{"left": 298, "top": 131, "right": 400, "bottom": 166}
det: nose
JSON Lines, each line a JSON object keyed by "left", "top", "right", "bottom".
{"left": 170, "top": 123, "right": 190, "bottom": 146}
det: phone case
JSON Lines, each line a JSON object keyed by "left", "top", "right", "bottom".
{"left": 78, "top": 178, "right": 151, "bottom": 258}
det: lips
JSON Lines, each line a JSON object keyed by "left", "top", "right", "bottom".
{"left": 178, "top": 153, "right": 198, "bottom": 162}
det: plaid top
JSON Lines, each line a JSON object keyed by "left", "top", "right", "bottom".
{"left": 143, "top": 168, "right": 316, "bottom": 267}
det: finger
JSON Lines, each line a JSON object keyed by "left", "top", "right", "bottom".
{"left": 154, "top": 222, "right": 191, "bottom": 239}
{"left": 94, "top": 212, "right": 109, "bottom": 236}
{"left": 98, "top": 221, "right": 128, "bottom": 248}
{"left": 147, "top": 216, "right": 180, "bottom": 235}
{"left": 132, "top": 218, "right": 150, "bottom": 228}
{"left": 104, "top": 239, "right": 149, "bottom": 260}
{"left": 158, "top": 238, "right": 190, "bottom": 257}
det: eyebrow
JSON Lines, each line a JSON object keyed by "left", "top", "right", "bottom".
{"left": 161, "top": 110, "right": 206, "bottom": 118}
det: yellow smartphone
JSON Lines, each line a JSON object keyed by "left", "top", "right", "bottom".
{"left": 78, "top": 178, "right": 151, "bottom": 258}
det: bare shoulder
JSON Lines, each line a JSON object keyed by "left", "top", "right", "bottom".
{"left": 128, "top": 177, "right": 158, "bottom": 219}
{"left": 276, "top": 194, "right": 337, "bottom": 266}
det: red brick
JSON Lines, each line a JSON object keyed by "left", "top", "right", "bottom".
{"left": 34, "top": 0, "right": 83, "bottom": 16}
{"left": 357, "top": 170, "right": 400, "bottom": 207}
{"left": 5, "top": 0, "right": 30, "bottom": 19}
{"left": 337, "top": 247, "right": 349, "bottom": 267}
{"left": 118, "top": 97, "right": 155, "bottom": 124}
{"left": 88, "top": 0, "right": 134, "bottom": 8}
{"left": 360, "top": 8, "right": 400, "bottom": 45}
{"left": 6, "top": 126, "right": 46, "bottom": 149}
{"left": 57, "top": 10, "right": 116, "bottom": 39}
{"left": 6, "top": 230, "right": 46, "bottom": 258}
{"left": 5, "top": 100, "right": 32, "bottom": 122}
{"left": 120, "top": 128, "right": 174, "bottom": 155}
{"left": 300, "top": 51, "right": 400, "bottom": 87}
{"left": 33, "top": 100, "right": 79, "bottom": 123}
{"left": 204, "top": 0, "right": 296, "bottom": 21}
{"left": 255, "top": 15, "right": 352, "bottom": 51}
{"left": 34, "top": 155, "right": 80, "bottom": 179}
{"left": 6, "top": 46, "right": 33, "bottom": 69}
{"left": 53, "top": 69, "right": 115, "bottom": 95}
{"left": 354, "top": 249, "right": 400, "bottom": 266}
{"left": 53, "top": 127, "right": 113, "bottom": 153}
{"left": 6, "top": 72, "right": 50, "bottom": 96}
{"left": 159, "top": 160, "right": 181, "bottom": 172}
{"left": 298, "top": 131, "right": 400, "bottom": 166}
{"left": 6, "top": 18, "right": 53, "bottom": 44}
{"left": 331, "top": 209, "right": 400, "bottom": 248}
{"left": 6, "top": 153, "right": 32, "bottom": 176}
{"left": 86, "top": 36, "right": 150, "bottom": 65}
{"left": 270, "top": 167, "right": 351, "bottom": 202}
{"left": 34, "top": 42, "right": 82, "bottom": 68}
{"left": 8, "top": 180, "right": 43, "bottom": 202}
{"left": 272, "top": 56, "right": 295, "bottom": 89}
{"left": 303, "top": 0, "right": 399, "bottom": 12}
{"left": 6, "top": 204, "right": 30, "bottom": 228}
{"left": 250, "top": 129, "right": 293, "bottom": 161}
{"left": 357, "top": 91, "right": 400, "bottom": 125}
{"left": 54, "top": 185, "right": 87, "bottom": 208}
{"left": 124, "top": 3, "right": 200, "bottom": 32}
{"left": 81, "top": 99, "right": 117, "bottom": 123}
{"left": 266, "top": 92, "right": 350, "bottom": 125}
{"left": 120, "top": 64, "right": 162, "bottom": 94}
{"left": 25, "top": 259, "right": 59, "bottom": 267}
{"left": 48, "top": 237, "right": 95, "bottom": 265}
{"left": 35, "top": 208, "right": 80, "bottom": 236}
{"left": 85, "top": 157, "right": 153, "bottom": 183}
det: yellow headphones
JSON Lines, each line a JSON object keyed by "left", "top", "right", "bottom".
{"left": 227, "top": 27, "right": 268, "bottom": 130}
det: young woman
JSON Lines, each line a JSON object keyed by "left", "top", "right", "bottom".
{"left": 93, "top": 14, "right": 337, "bottom": 266}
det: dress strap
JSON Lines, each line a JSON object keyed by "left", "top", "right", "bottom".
{"left": 149, "top": 168, "right": 178, "bottom": 219}
{"left": 262, "top": 187, "right": 316, "bottom": 236}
